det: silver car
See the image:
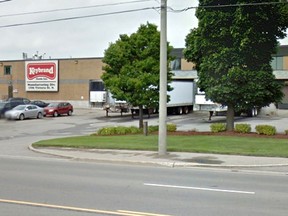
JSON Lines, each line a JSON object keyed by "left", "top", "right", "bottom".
{"left": 5, "top": 104, "right": 44, "bottom": 120}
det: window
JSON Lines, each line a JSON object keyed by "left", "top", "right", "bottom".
{"left": 90, "top": 81, "right": 105, "bottom": 91}
{"left": 4, "top": 65, "right": 12, "bottom": 75}
{"left": 170, "top": 58, "right": 181, "bottom": 70}
{"left": 271, "top": 57, "right": 283, "bottom": 70}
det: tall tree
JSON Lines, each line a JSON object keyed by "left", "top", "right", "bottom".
{"left": 102, "top": 23, "right": 173, "bottom": 128}
{"left": 184, "top": 0, "right": 288, "bottom": 131}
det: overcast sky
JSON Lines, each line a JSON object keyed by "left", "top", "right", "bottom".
{"left": 0, "top": 0, "right": 287, "bottom": 60}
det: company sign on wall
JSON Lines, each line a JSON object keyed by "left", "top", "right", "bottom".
{"left": 25, "top": 60, "right": 58, "bottom": 92}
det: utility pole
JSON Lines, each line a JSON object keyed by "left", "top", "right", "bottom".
{"left": 158, "top": 0, "right": 167, "bottom": 156}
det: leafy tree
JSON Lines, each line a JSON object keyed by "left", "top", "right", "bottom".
{"left": 102, "top": 23, "right": 173, "bottom": 128}
{"left": 184, "top": 0, "right": 288, "bottom": 131}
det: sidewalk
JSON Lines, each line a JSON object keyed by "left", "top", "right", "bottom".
{"left": 29, "top": 145, "right": 288, "bottom": 169}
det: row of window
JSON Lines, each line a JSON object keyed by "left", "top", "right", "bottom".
{"left": 169, "top": 57, "right": 285, "bottom": 71}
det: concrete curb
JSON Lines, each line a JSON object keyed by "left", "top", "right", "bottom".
{"left": 28, "top": 145, "right": 288, "bottom": 169}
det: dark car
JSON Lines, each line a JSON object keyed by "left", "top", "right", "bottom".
{"left": 6, "top": 97, "right": 31, "bottom": 104}
{"left": 44, "top": 102, "right": 73, "bottom": 117}
{"left": 0, "top": 101, "right": 25, "bottom": 118}
{"left": 30, "top": 100, "right": 49, "bottom": 108}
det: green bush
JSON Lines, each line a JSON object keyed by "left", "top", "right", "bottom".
{"left": 95, "top": 124, "right": 177, "bottom": 136}
{"left": 148, "top": 123, "right": 177, "bottom": 133}
{"left": 167, "top": 123, "right": 177, "bottom": 132}
{"left": 255, "top": 125, "right": 276, "bottom": 136}
{"left": 148, "top": 125, "right": 159, "bottom": 133}
{"left": 129, "top": 126, "right": 141, "bottom": 134}
{"left": 285, "top": 130, "right": 288, "bottom": 135}
{"left": 235, "top": 124, "right": 251, "bottom": 133}
{"left": 96, "top": 127, "right": 117, "bottom": 136}
{"left": 210, "top": 123, "right": 226, "bottom": 133}
{"left": 96, "top": 126, "right": 141, "bottom": 136}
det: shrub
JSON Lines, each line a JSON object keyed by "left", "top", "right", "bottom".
{"left": 210, "top": 123, "right": 226, "bottom": 132}
{"left": 167, "top": 123, "right": 177, "bottom": 132}
{"left": 148, "top": 125, "right": 159, "bottom": 133}
{"left": 114, "top": 126, "right": 129, "bottom": 135}
{"left": 129, "top": 126, "right": 141, "bottom": 134}
{"left": 235, "top": 124, "right": 251, "bottom": 133}
{"left": 97, "top": 127, "right": 117, "bottom": 136}
{"left": 148, "top": 123, "right": 177, "bottom": 133}
{"left": 255, "top": 125, "right": 276, "bottom": 136}
{"left": 96, "top": 126, "right": 141, "bottom": 136}
{"left": 95, "top": 124, "right": 177, "bottom": 136}
{"left": 285, "top": 130, "right": 288, "bottom": 135}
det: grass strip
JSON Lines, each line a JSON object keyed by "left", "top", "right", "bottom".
{"left": 32, "top": 135, "right": 288, "bottom": 158}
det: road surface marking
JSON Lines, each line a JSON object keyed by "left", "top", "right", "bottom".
{"left": 144, "top": 183, "right": 255, "bottom": 195}
{"left": 0, "top": 198, "right": 172, "bottom": 216}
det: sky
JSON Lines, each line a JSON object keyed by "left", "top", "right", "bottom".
{"left": 0, "top": 0, "right": 287, "bottom": 60}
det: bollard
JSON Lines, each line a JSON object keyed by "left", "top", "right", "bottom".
{"left": 143, "top": 121, "right": 148, "bottom": 136}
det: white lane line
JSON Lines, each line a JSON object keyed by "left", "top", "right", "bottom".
{"left": 144, "top": 183, "right": 255, "bottom": 195}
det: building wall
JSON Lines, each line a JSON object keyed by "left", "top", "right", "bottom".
{"left": 0, "top": 61, "right": 26, "bottom": 100}
{"left": 0, "top": 58, "right": 105, "bottom": 107}
{"left": 181, "top": 59, "right": 195, "bottom": 71}
{"left": 1, "top": 46, "right": 288, "bottom": 109}
{"left": 284, "top": 56, "right": 288, "bottom": 70}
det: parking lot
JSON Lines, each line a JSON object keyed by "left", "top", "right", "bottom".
{"left": 1, "top": 107, "right": 288, "bottom": 134}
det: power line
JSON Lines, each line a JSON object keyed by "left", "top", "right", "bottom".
{"left": 0, "top": 1, "right": 286, "bottom": 29}
{"left": 0, "top": 7, "right": 159, "bottom": 28}
{"left": 0, "top": 0, "right": 11, "bottom": 3}
{"left": 0, "top": 0, "right": 154, "bottom": 18}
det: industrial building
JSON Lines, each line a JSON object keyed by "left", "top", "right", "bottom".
{"left": 0, "top": 46, "right": 287, "bottom": 110}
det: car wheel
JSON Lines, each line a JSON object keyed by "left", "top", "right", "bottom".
{"left": 37, "top": 112, "right": 43, "bottom": 119}
{"left": 19, "top": 114, "right": 25, "bottom": 120}
{"left": 53, "top": 111, "right": 58, "bottom": 117}
{"left": 68, "top": 110, "right": 72, "bottom": 116}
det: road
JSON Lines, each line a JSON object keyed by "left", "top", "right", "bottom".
{"left": 0, "top": 156, "right": 287, "bottom": 216}
{"left": 0, "top": 109, "right": 288, "bottom": 215}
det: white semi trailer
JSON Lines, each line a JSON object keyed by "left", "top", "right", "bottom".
{"left": 194, "top": 89, "right": 258, "bottom": 118}
{"left": 89, "top": 71, "right": 195, "bottom": 117}
{"left": 167, "top": 79, "right": 194, "bottom": 114}
{"left": 130, "top": 78, "right": 195, "bottom": 117}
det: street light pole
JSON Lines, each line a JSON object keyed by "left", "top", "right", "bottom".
{"left": 158, "top": 0, "right": 167, "bottom": 156}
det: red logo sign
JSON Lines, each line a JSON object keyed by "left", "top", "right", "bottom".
{"left": 27, "top": 62, "right": 57, "bottom": 80}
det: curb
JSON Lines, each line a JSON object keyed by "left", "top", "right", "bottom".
{"left": 28, "top": 145, "right": 288, "bottom": 169}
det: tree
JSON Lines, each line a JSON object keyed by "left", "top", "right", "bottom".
{"left": 184, "top": 0, "right": 288, "bottom": 131}
{"left": 102, "top": 23, "right": 173, "bottom": 128}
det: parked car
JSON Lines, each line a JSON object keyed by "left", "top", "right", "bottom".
{"left": 44, "top": 102, "right": 73, "bottom": 117}
{"left": 0, "top": 101, "right": 26, "bottom": 118}
{"left": 30, "top": 100, "right": 49, "bottom": 108}
{"left": 5, "top": 104, "right": 44, "bottom": 120}
{"left": 5, "top": 97, "right": 31, "bottom": 104}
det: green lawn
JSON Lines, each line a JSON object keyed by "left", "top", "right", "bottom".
{"left": 32, "top": 134, "right": 288, "bottom": 158}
